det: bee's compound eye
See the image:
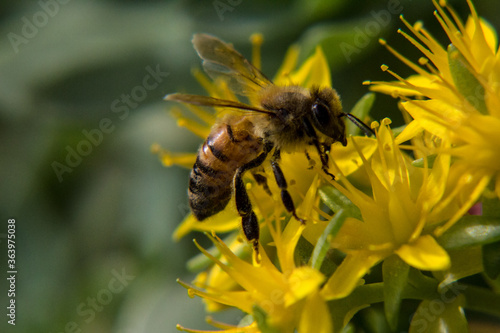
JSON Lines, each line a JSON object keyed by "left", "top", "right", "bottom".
{"left": 310, "top": 100, "right": 345, "bottom": 141}
{"left": 312, "top": 102, "right": 331, "bottom": 125}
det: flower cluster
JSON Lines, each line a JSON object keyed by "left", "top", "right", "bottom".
{"left": 156, "top": 1, "right": 500, "bottom": 331}
{"left": 368, "top": 0, "right": 500, "bottom": 237}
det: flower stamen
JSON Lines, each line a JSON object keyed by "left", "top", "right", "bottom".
{"left": 250, "top": 33, "right": 263, "bottom": 70}
{"left": 379, "top": 38, "right": 431, "bottom": 78}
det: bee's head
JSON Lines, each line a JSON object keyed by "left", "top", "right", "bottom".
{"left": 309, "top": 87, "right": 347, "bottom": 146}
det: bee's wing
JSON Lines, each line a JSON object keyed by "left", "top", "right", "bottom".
{"left": 192, "top": 34, "right": 273, "bottom": 96}
{"left": 165, "top": 93, "right": 274, "bottom": 115}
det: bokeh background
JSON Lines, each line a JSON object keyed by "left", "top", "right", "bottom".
{"left": 1, "top": 0, "right": 499, "bottom": 332}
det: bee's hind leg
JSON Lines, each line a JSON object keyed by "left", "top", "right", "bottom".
{"left": 251, "top": 168, "right": 272, "bottom": 196}
{"left": 271, "top": 149, "right": 306, "bottom": 224}
{"left": 234, "top": 148, "right": 271, "bottom": 256}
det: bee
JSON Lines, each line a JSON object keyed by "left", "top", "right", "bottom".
{"left": 166, "top": 34, "right": 373, "bottom": 255}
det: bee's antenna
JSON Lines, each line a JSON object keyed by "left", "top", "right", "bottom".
{"left": 341, "top": 113, "right": 375, "bottom": 137}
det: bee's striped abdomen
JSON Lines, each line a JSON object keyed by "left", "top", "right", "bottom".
{"left": 188, "top": 155, "right": 232, "bottom": 220}
{"left": 188, "top": 120, "right": 262, "bottom": 221}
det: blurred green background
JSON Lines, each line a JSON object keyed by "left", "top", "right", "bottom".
{"left": 1, "top": 0, "right": 499, "bottom": 332}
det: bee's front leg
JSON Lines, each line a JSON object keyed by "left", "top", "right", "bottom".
{"left": 311, "top": 140, "right": 335, "bottom": 180}
{"left": 320, "top": 142, "right": 336, "bottom": 180}
{"left": 304, "top": 150, "right": 316, "bottom": 169}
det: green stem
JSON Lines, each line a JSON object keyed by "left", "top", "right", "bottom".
{"left": 309, "top": 209, "right": 347, "bottom": 270}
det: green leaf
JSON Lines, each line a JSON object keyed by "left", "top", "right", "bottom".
{"left": 483, "top": 241, "right": 500, "bottom": 279}
{"left": 340, "top": 323, "right": 356, "bottom": 333}
{"left": 409, "top": 295, "right": 469, "bottom": 333}
{"left": 346, "top": 93, "right": 375, "bottom": 136}
{"left": 437, "top": 247, "right": 483, "bottom": 287}
{"left": 448, "top": 44, "right": 488, "bottom": 115}
{"left": 462, "top": 284, "right": 500, "bottom": 317}
{"left": 328, "top": 283, "right": 384, "bottom": 333}
{"left": 485, "top": 273, "right": 500, "bottom": 293}
{"left": 383, "top": 255, "right": 410, "bottom": 331}
{"left": 296, "top": 235, "right": 314, "bottom": 264}
{"left": 437, "top": 215, "right": 500, "bottom": 249}
{"left": 318, "top": 185, "right": 362, "bottom": 220}
{"left": 309, "top": 209, "right": 347, "bottom": 270}
{"left": 360, "top": 306, "right": 391, "bottom": 333}
{"left": 404, "top": 268, "right": 439, "bottom": 300}
{"left": 482, "top": 195, "right": 500, "bottom": 218}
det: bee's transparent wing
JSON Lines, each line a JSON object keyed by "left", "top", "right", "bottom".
{"left": 192, "top": 34, "right": 273, "bottom": 96}
{"left": 165, "top": 93, "right": 274, "bottom": 115}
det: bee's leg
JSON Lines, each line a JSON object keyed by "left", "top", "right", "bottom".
{"left": 322, "top": 143, "right": 332, "bottom": 163}
{"left": 234, "top": 146, "right": 271, "bottom": 254}
{"left": 303, "top": 119, "right": 335, "bottom": 180}
{"left": 270, "top": 149, "right": 306, "bottom": 224}
{"left": 304, "top": 150, "right": 316, "bottom": 169}
{"left": 251, "top": 169, "right": 272, "bottom": 196}
{"left": 320, "top": 143, "right": 336, "bottom": 178}
{"left": 312, "top": 141, "right": 334, "bottom": 180}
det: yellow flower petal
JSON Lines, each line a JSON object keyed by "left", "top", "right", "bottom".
{"left": 177, "top": 278, "right": 253, "bottom": 313}
{"left": 285, "top": 267, "right": 325, "bottom": 307}
{"left": 298, "top": 292, "right": 332, "bottom": 333}
{"left": 173, "top": 210, "right": 240, "bottom": 241}
{"left": 271, "top": 176, "right": 317, "bottom": 274}
{"left": 331, "top": 217, "right": 388, "bottom": 251}
{"left": 369, "top": 74, "right": 436, "bottom": 97}
{"left": 434, "top": 169, "right": 492, "bottom": 237}
{"left": 196, "top": 235, "right": 284, "bottom": 301}
{"left": 321, "top": 252, "right": 385, "bottom": 300}
{"left": 418, "top": 149, "right": 451, "bottom": 211}
{"left": 394, "top": 120, "right": 422, "bottom": 145}
{"left": 272, "top": 217, "right": 305, "bottom": 275}
{"left": 274, "top": 44, "right": 300, "bottom": 85}
{"left": 395, "top": 234, "right": 450, "bottom": 271}
{"left": 402, "top": 100, "right": 463, "bottom": 141}
{"left": 464, "top": 15, "right": 496, "bottom": 72}
{"left": 288, "top": 46, "right": 331, "bottom": 88}
{"left": 331, "top": 136, "right": 378, "bottom": 176}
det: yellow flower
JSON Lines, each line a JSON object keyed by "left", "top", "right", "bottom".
{"left": 321, "top": 118, "right": 460, "bottom": 300}
{"left": 366, "top": 0, "right": 500, "bottom": 235}
{"left": 177, "top": 215, "right": 331, "bottom": 332}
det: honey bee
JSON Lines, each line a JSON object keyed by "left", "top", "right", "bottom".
{"left": 166, "top": 34, "right": 373, "bottom": 255}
